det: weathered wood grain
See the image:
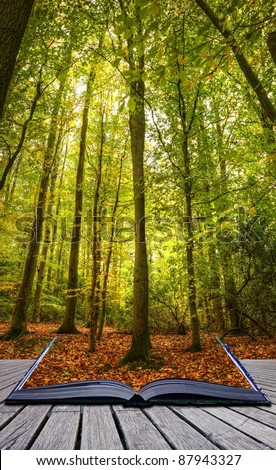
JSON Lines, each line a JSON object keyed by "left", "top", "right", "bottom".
{"left": 0, "top": 403, "right": 23, "bottom": 429}
{"left": 228, "top": 405, "right": 276, "bottom": 429}
{"left": 0, "top": 372, "right": 27, "bottom": 390}
{"left": 0, "top": 378, "right": 34, "bottom": 402}
{"left": 0, "top": 405, "right": 51, "bottom": 449}
{"left": 0, "top": 363, "right": 32, "bottom": 376}
{"left": 113, "top": 406, "right": 171, "bottom": 450}
{"left": 0, "top": 360, "right": 33, "bottom": 382}
{"left": 204, "top": 406, "right": 276, "bottom": 449}
{"left": 171, "top": 406, "right": 270, "bottom": 450}
{"left": 81, "top": 405, "right": 124, "bottom": 450}
{"left": 31, "top": 405, "right": 81, "bottom": 450}
{"left": 0, "top": 360, "right": 33, "bottom": 374}
{"left": 256, "top": 403, "right": 276, "bottom": 414}
{"left": 144, "top": 405, "right": 218, "bottom": 449}
{"left": 244, "top": 375, "right": 276, "bottom": 386}
{"left": 0, "top": 360, "right": 34, "bottom": 401}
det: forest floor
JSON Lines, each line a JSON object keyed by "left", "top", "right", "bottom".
{"left": 0, "top": 322, "right": 275, "bottom": 391}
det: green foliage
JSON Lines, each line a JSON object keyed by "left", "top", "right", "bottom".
{"left": 0, "top": 0, "right": 275, "bottom": 339}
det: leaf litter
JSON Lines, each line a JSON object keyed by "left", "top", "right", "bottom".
{"left": 0, "top": 323, "right": 275, "bottom": 391}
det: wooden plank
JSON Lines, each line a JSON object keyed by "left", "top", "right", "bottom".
{"left": 250, "top": 380, "right": 276, "bottom": 391}
{"left": 205, "top": 407, "right": 276, "bottom": 449}
{"left": 228, "top": 406, "right": 276, "bottom": 429}
{"left": 250, "top": 380, "right": 276, "bottom": 389}
{"left": 258, "top": 390, "right": 276, "bottom": 404}
{"left": 241, "top": 363, "right": 276, "bottom": 379}
{"left": 242, "top": 360, "right": 276, "bottom": 366}
{"left": 0, "top": 371, "right": 28, "bottom": 390}
{"left": 0, "top": 361, "right": 33, "bottom": 384}
{"left": 243, "top": 373, "right": 276, "bottom": 383}
{"left": 0, "top": 360, "right": 33, "bottom": 375}
{"left": 0, "top": 403, "right": 23, "bottom": 429}
{"left": 0, "top": 359, "right": 34, "bottom": 366}
{"left": 0, "top": 360, "right": 37, "bottom": 403}
{"left": 81, "top": 406, "right": 124, "bottom": 450}
{"left": 0, "top": 373, "right": 37, "bottom": 402}
{"left": 0, "top": 405, "right": 51, "bottom": 449}
{"left": 0, "top": 360, "right": 34, "bottom": 367}
{"left": 247, "top": 369, "right": 276, "bottom": 376}
{"left": 51, "top": 405, "right": 80, "bottom": 412}
{"left": 171, "top": 406, "right": 269, "bottom": 450}
{"left": 0, "top": 403, "right": 22, "bottom": 414}
{"left": 0, "top": 362, "right": 33, "bottom": 375}
{"left": 240, "top": 363, "right": 276, "bottom": 404}
{"left": 256, "top": 403, "right": 276, "bottom": 415}
{"left": 0, "top": 361, "right": 34, "bottom": 400}
{"left": 0, "top": 383, "right": 23, "bottom": 403}
{"left": 0, "top": 372, "right": 31, "bottom": 386}
{"left": 144, "top": 406, "right": 218, "bottom": 449}
{"left": 113, "top": 406, "right": 171, "bottom": 450}
{"left": 31, "top": 405, "right": 81, "bottom": 450}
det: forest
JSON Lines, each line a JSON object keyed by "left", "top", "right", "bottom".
{"left": 0, "top": 0, "right": 275, "bottom": 386}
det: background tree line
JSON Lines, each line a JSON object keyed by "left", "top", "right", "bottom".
{"left": 0, "top": 0, "right": 275, "bottom": 361}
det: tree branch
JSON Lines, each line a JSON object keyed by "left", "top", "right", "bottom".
{"left": 194, "top": 0, "right": 276, "bottom": 123}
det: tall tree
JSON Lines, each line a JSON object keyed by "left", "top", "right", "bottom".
{"left": 119, "top": 0, "right": 151, "bottom": 363}
{"left": 0, "top": 0, "right": 35, "bottom": 118}
{"left": 89, "top": 99, "right": 105, "bottom": 351}
{"left": 57, "top": 67, "right": 95, "bottom": 334}
{"left": 1, "top": 71, "right": 66, "bottom": 339}
{"left": 175, "top": 53, "right": 202, "bottom": 350}
{"left": 97, "top": 147, "right": 125, "bottom": 340}
{"left": 32, "top": 143, "right": 60, "bottom": 322}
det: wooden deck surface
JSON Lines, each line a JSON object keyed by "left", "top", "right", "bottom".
{"left": 0, "top": 359, "right": 275, "bottom": 450}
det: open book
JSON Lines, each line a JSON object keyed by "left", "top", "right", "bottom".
{"left": 5, "top": 337, "right": 271, "bottom": 406}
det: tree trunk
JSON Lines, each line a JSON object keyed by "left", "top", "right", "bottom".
{"left": 97, "top": 151, "right": 124, "bottom": 340}
{"left": 216, "top": 120, "right": 241, "bottom": 333}
{"left": 83, "top": 209, "right": 92, "bottom": 322}
{"left": 0, "top": 80, "right": 42, "bottom": 190}
{"left": 222, "top": 256, "right": 240, "bottom": 331}
{"left": 0, "top": 0, "right": 35, "bottom": 118}
{"left": 57, "top": 68, "right": 94, "bottom": 335}
{"left": 32, "top": 152, "right": 60, "bottom": 322}
{"left": 267, "top": 31, "right": 276, "bottom": 66}
{"left": 183, "top": 161, "right": 201, "bottom": 351}
{"left": 32, "top": 75, "right": 68, "bottom": 322}
{"left": 46, "top": 148, "right": 67, "bottom": 292}
{"left": 120, "top": 6, "right": 151, "bottom": 363}
{"left": 177, "top": 79, "right": 202, "bottom": 352}
{"left": 1, "top": 79, "right": 64, "bottom": 340}
{"left": 210, "top": 267, "right": 224, "bottom": 332}
{"left": 89, "top": 107, "right": 105, "bottom": 352}
{"left": 3, "top": 154, "right": 21, "bottom": 208}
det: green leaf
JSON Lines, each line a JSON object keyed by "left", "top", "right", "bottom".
{"left": 151, "top": 1, "right": 160, "bottom": 16}
{"left": 128, "top": 97, "right": 136, "bottom": 112}
{"left": 156, "top": 64, "right": 166, "bottom": 79}
{"left": 140, "top": 7, "right": 149, "bottom": 20}
{"left": 147, "top": 44, "right": 159, "bottom": 59}
{"left": 137, "top": 0, "right": 152, "bottom": 6}
{"left": 112, "top": 58, "right": 121, "bottom": 68}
